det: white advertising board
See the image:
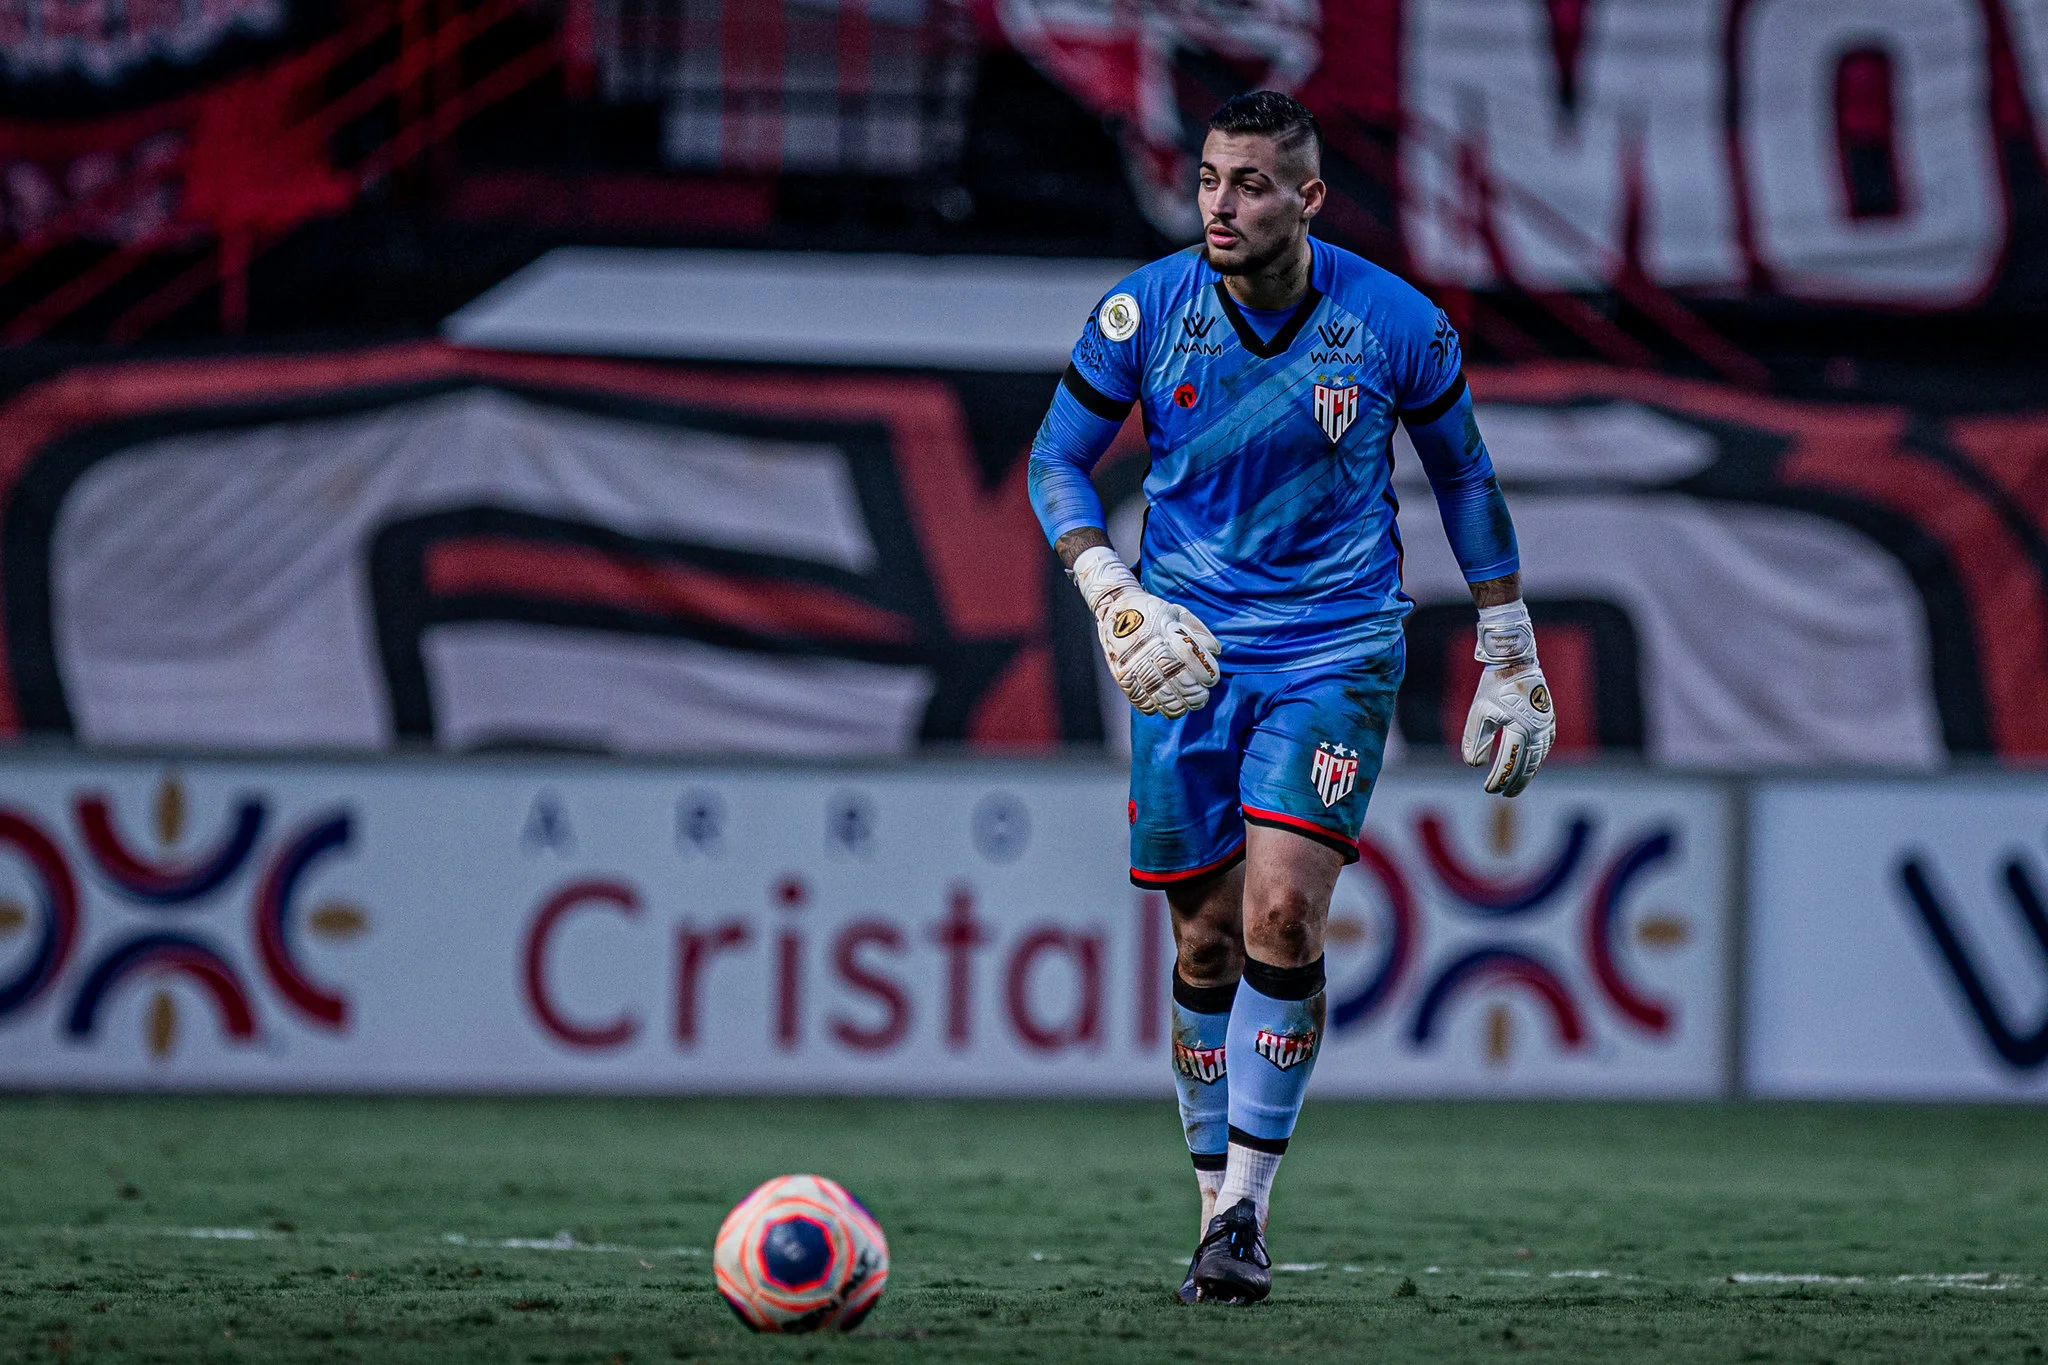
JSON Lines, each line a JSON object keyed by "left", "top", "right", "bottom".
{"left": 1749, "top": 779, "right": 2048, "bottom": 1098}
{"left": 0, "top": 759, "right": 1727, "bottom": 1096}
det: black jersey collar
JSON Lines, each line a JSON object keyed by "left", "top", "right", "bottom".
{"left": 1213, "top": 280, "right": 1323, "bottom": 359}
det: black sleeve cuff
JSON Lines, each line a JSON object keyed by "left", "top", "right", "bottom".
{"left": 1398, "top": 370, "right": 1467, "bottom": 427}
{"left": 1061, "top": 364, "right": 1135, "bottom": 422}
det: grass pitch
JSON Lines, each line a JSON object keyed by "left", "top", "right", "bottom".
{"left": 0, "top": 1098, "right": 2043, "bottom": 1363}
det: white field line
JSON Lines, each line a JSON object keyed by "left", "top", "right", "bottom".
{"left": 1152, "top": 1257, "right": 2037, "bottom": 1292}
{"left": 29, "top": 1225, "right": 707, "bottom": 1258}
{"left": 1729, "top": 1271, "right": 2026, "bottom": 1291}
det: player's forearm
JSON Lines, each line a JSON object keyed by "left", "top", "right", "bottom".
{"left": 1053, "top": 526, "right": 1111, "bottom": 570}
{"left": 1405, "top": 389, "right": 1520, "bottom": 586}
{"left": 1470, "top": 572, "right": 1520, "bottom": 609}
{"left": 1026, "top": 382, "right": 1124, "bottom": 555}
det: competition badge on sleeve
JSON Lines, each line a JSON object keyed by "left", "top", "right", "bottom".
{"left": 1310, "top": 741, "right": 1358, "bottom": 807}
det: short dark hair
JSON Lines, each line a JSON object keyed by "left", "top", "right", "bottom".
{"left": 1206, "top": 90, "right": 1322, "bottom": 173}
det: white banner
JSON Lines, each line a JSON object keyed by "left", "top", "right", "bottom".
{"left": 0, "top": 759, "right": 1727, "bottom": 1096}
{"left": 1402, "top": 0, "right": 2007, "bottom": 306}
{"left": 1749, "top": 779, "right": 2048, "bottom": 1098}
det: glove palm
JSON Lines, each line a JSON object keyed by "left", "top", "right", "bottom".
{"left": 1071, "top": 547, "right": 1222, "bottom": 718}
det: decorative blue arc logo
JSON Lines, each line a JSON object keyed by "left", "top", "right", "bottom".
{"left": 75, "top": 794, "right": 265, "bottom": 904}
{"left": 0, "top": 809, "right": 81, "bottom": 1019}
{"left": 1583, "top": 829, "right": 1678, "bottom": 1034}
{"left": 65, "top": 932, "right": 259, "bottom": 1039}
{"left": 1409, "top": 947, "right": 1587, "bottom": 1049}
{"left": 254, "top": 815, "right": 354, "bottom": 1028}
{"left": 1418, "top": 812, "right": 1593, "bottom": 916}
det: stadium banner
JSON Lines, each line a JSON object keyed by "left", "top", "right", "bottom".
{"left": 9, "top": 342, "right": 2048, "bottom": 771}
{"left": 0, "top": 757, "right": 1729, "bottom": 1097}
{"left": 999, "top": 0, "right": 2048, "bottom": 311}
{"left": 1747, "top": 778, "right": 2048, "bottom": 1100}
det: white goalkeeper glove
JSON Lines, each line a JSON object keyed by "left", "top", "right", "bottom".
{"left": 1070, "top": 545, "right": 1222, "bottom": 718}
{"left": 1461, "top": 600, "right": 1555, "bottom": 797}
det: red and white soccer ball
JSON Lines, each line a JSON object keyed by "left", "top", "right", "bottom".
{"left": 714, "top": 1174, "right": 889, "bottom": 1334}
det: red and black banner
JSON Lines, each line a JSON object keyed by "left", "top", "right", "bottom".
{"left": 1, "top": 342, "right": 2045, "bottom": 765}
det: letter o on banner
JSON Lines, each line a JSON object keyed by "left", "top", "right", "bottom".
{"left": 1738, "top": 0, "right": 2003, "bottom": 306}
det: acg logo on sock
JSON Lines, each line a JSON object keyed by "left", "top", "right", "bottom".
{"left": 1173, "top": 1041, "right": 1226, "bottom": 1083}
{"left": 1253, "top": 1028, "right": 1318, "bottom": 1071}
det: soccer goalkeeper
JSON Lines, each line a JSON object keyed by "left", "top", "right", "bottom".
{"left": 1026, "top": 91, "right": 1555, "bottom": 1304}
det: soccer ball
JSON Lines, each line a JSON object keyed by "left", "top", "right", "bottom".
{"left": 713, "top": 1174, "right": 889, "bottom": 1333}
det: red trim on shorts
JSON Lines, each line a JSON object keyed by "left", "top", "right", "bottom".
{"left": 1130, "top": 840, "right": 1246, "bottom": 889}
{"left": 1240, "top": 805, "right": 1361, "bottom": 863}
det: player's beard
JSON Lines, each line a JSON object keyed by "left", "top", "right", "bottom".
{"left": 1204, "top": 226, "right": 1293, "bottom": 282}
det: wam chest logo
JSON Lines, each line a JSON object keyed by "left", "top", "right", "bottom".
{"left": 1174, "top": 315, "right": 1223, "bottom": 357}
{"left": 1309, "top": 322, "right": 1364, "bottom": 368}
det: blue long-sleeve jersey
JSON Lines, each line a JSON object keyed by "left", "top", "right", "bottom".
{"left": 1027, "top": 238, "right": 1518, "bottom": 672}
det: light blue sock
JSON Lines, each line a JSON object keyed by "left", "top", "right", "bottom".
{"left": 1224, "top": 955, "right": 1327, "bottom": 1146}
{"left": 1170, "top": 973, "right": 1234, "bottom": 1169}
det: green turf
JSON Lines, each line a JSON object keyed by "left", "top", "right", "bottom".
{"left": 0, "top": 1098, "right": 2044, "bottom": 1363}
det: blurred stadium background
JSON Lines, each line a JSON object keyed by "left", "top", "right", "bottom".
{"left": 2, "top": 0, "right": 2048, "bottom": 1358}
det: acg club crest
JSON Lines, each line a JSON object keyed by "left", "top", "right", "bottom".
{"left": 1312, "top": 376, "right": 1360, "bottom": 443}
{"left": 1310, "top": 741, "right": 1359, "bottom": 808}
{"left": 1254, "top": 1027, "right": 1319, "bottom": 1071}
{"left": 1173, "top": 1041, "right": 1226, "bottom": 1084}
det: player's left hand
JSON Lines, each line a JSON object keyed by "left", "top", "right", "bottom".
{"left": 1461, "top": 602, "right": 1554, "bottom": 797}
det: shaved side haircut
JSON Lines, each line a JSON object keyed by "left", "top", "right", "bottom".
{"left": 1205, "top": 91, "right": 1323, "bottom": 181}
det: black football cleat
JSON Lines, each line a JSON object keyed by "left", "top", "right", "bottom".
{"left": 1176, "top": 1249, "right": 1202, "bottom": 1304}
{"left": 1190, "top": 1197, "right": 1271, "bottom": 1304}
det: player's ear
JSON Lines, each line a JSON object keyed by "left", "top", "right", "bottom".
{"left": 1299, "top": 177, "right": 1326, "bottom": 223}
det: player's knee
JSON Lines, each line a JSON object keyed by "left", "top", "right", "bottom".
{"left": 1177, "top": 930, "right": 1241, "bottom": 985}
{"left": 1243, "top": 882, "right": 1320, "bottom": 964}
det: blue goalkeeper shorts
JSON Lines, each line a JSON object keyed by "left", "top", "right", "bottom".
{"left": 1128, "top": 641, "right": 1404, "bottom": 887}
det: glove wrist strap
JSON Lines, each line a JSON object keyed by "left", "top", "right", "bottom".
{"left": 1475, "top": 599, "right": 1537, "bottom": 665}
{"left": 1070, "top": 544, "right": 1139, "bottom": 616}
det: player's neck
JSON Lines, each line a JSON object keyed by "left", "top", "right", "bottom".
{"left": 1221, "top": 237, "right": 1313, "bottom": 312}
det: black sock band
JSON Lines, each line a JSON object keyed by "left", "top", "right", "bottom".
{"left": 1241, "top": 954, "right": 1325, "bottom": 1002}
{"left": 1227, "top": 1125, "right": 1290, "bottom": 1155}
{"left": 1172, "top": 972, "right": 1239, "bottom": 1014}
{"left": 1190, "top": 1150, "right": 1228, "bottom": 1172}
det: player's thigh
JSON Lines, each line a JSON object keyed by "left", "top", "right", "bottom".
{"left": 1239, "top": 823, "right": 1347, "bottom": 965}
{"left": 1128, "top": 675, "right": 1259, "bottom": 887}
{"left": 1236, "top": 643, "right": 1405, "bottom": 860}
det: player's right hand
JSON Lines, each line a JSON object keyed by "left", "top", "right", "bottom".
{"left": 1069, "top": 546, "right": 1223, "bottom": 718}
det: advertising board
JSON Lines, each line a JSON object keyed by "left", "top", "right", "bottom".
{"left": 1749, "top": 779, "right": 2048, "bottom": 1098}
{"left": 0, "top": 759, "right": 1728, "bottom": 1096}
